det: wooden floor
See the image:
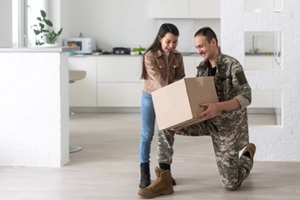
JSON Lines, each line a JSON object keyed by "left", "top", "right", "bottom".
{"left": 0, "top": 113, "right": 299, "bottom": 200}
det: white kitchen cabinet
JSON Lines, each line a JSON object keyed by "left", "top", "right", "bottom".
{"left": 148, "top": 0, "right": 219, "bottom": 18}
{"left": 244, "top": 0, "right": 282, "bottom": 12}
{"left": 69, "top": 55, "right": 205, "bottom": 108}
{"left": 183, "top": 56, "right": 203, "bottom": 77}
{"left": 189, "top": 0, "right": 220, "bottom": 18}
{"left": 97, "top": 56, "right": 143, "bottom": 107}
{"left": 97, "top": 83, "right": 142, "bottom": 107}
{"left": 183, "top": 57, "right": 196, "bottom": 77}
{"left": 244, "top": 56, "right": 274, "bottom": 70}
{"left": 194, "top": 56, "right": 203, "bottom": 67}
{"left": 183, "top": 55, "right": 203, "bottom": 77}
{"left": 68, "top": 56, "right": 97, "bottom": 107}
{"left": 148, "top": 0, "right": 188, "bottom": 18}
{"left": 248, "top": 89, "right": 275, "bottom": 108}
{"left": 97, "top": 56, "right": 142, "bottom": 82}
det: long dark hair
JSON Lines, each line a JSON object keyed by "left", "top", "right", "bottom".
{"left": 141, "top": 23, "right": 179, "bottom": 79}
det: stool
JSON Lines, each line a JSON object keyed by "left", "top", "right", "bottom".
{"left": 69, "top": 70, "right": 87, "bottom": 153}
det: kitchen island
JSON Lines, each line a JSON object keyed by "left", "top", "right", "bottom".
{"left": 0, "top": 47, "right": 77, "bottom": 167}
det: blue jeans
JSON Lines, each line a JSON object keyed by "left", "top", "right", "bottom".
{"left": 140, "top": 91, "right": 156, "bottom": 163}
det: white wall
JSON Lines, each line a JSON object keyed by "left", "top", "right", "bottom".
{"left": 0, "top": 0, "right": 12, "bottom": 47}
{"left": 1, "top": 0, "right": 220, "bottom": 51}
{"left": 60, "top": 0, "right": 72, "bottom": 40}
{"left": 221, "top": 0, "right": 300, "bottom": 161}
{"left": 62, "top": 0, "right": 220, "bottom": 52}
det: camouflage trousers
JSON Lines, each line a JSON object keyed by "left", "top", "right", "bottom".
{"left": 157, "top": 120, "right": 253, "bottom": 191}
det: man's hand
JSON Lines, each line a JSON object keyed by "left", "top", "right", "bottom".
{"left": 197, "top": 103, "right": 219, "bottom": 121}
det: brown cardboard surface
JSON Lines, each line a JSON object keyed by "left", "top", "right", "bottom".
{"left": 152, "top": 77, "right": 218, "bottom": 130}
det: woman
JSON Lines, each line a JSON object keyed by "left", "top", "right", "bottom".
{"left": 139, "top": 23, "right": 185, "bottom": 188}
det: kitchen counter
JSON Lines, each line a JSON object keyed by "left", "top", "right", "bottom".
{"left": 245, "top": 52, "right": 281, "bottom": 57}
{"left": 0, "top": 49, "right": 72, "bottom": 167}
{"left": 0, "top": 46, "right": 79, "bottom": 52}
{"left": 69, "top": 52, "right": 199, "bottom": 57}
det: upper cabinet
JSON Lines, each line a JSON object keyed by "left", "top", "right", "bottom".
{"left": 149, "top": 0, "right": 189, "bottom": 18}
{"left": 189, "top": 0, "right": 220, "bottom": 18}
{"left": 244, "top": 0, "right": 282, "bottom": 13}
{"left": 148, "top": 0, "right": 220, "bottom": 19}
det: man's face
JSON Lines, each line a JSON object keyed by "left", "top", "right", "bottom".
{"left": 194, "top": 35, "right": 215, "bottom": 60}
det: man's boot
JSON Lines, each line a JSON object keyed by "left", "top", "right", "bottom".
{"left": 158, "top": 163, "right": 176, "bottom": 186}
{"left": 139, "top": 163, "right": 151, "bottom": 188}
{"left": 137, "top": 167, "right": 173, "bottom": 199}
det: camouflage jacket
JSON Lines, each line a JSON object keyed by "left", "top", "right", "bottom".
{"left": 196, "top": 53, "right": 252, "bottom": 136}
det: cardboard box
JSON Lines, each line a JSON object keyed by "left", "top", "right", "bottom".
{"left": 152, "top": 77, "right": 218, "bottom": 130}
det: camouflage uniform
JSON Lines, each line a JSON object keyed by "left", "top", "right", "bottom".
{"left": 157, "top": 53, "right": 253, "bottom": 191}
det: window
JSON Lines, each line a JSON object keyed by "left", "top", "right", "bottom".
{"left": 12, "top": 0, "right": 48, "bottom": 47}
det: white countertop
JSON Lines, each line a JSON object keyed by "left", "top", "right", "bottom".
{"left": 0, "top": 46, "right": 79, "bottom": 53}
{"left": 69, "top": 53, "right": 200, "bottom": 57}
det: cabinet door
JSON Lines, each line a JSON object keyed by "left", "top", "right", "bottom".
{"left": 97, "top": 56, "right": 142, "bottom": 107}
{"left": 68, "top": 57, "right": 97, "bottom": 107}
{"left": 244, "top": 56, "right": 274, "bottom": 70}
{"left": 194, "top": 56, "right": 203, "bottom": 68}
{"left": 183, "top": 57, "right": 197, "bottom": 77}
{"left": 97, "top": 56, "right": 142, "bottom": 82}
{"left": 189, "top": 0, "right": 220, "bottom": 18}
{"left": 148, "top": 0, "right": 189, "bottom": 18}
{"left": 244, "top": 0, "right": 275, "bottom": 12}
{"left": 248, "top": 89, "right": 274, "bottom": 108}
{"left": 97, "top": 83, "right": 142, "bottom": 107}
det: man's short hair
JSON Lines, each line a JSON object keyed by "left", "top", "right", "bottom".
{"left": 194, "top": 27, "right": 218, "bottom": 46}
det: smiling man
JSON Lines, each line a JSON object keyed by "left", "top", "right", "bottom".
{"left": 138, "top": 27, "right": 256, "bottom": 199}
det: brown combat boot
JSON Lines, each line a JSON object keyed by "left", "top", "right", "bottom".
{"left": 137, "top": 167, "right": 173, "bottom": 199}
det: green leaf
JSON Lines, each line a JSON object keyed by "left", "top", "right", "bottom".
{"left": 41, "top": 10, "right": 46, "bottom": 18}
{"left": 39, "top": 23, "right": 45, "bottom": 29}
{"left": 37, "top": 17, "right": 42, "bottom": 22}
{"left": 57, "top": 28, "right": 63, "bottom": 36}
{"left": 44, "top": 19, "right": 53, "bottom": 27}
{"left": 33, "top": 30, "right": 41, "bottom": 35}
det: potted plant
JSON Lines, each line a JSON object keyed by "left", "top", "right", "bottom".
{"left": 31, "top": 10, "right": 63, "bottom": 46}
{"left": 132, "top": 46, "right": 146, "bottom": 55}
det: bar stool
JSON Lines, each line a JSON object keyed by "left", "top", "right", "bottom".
{"left": 69, "top": 70, "right": 87, "bottom": 153}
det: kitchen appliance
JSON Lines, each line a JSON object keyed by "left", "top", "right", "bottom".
{"left": 63, "top": 38, "right": 96, "bottom": 54}
{"left": 112, "top": 47, "right": 131, "bottom": 55}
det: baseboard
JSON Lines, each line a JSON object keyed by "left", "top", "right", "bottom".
{"left": 71, "top": 107, "right": 276, "bottom": 114}
{"left": 70, "top": 107, "right": 141, "bottom": 113}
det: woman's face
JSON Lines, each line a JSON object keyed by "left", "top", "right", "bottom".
{"left": 159, "top": 33, "right": 178, "bottom": 53}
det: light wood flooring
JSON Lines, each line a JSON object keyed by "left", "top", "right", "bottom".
{"left": 0, "top": 113, "right": 299, "bottom": 200}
